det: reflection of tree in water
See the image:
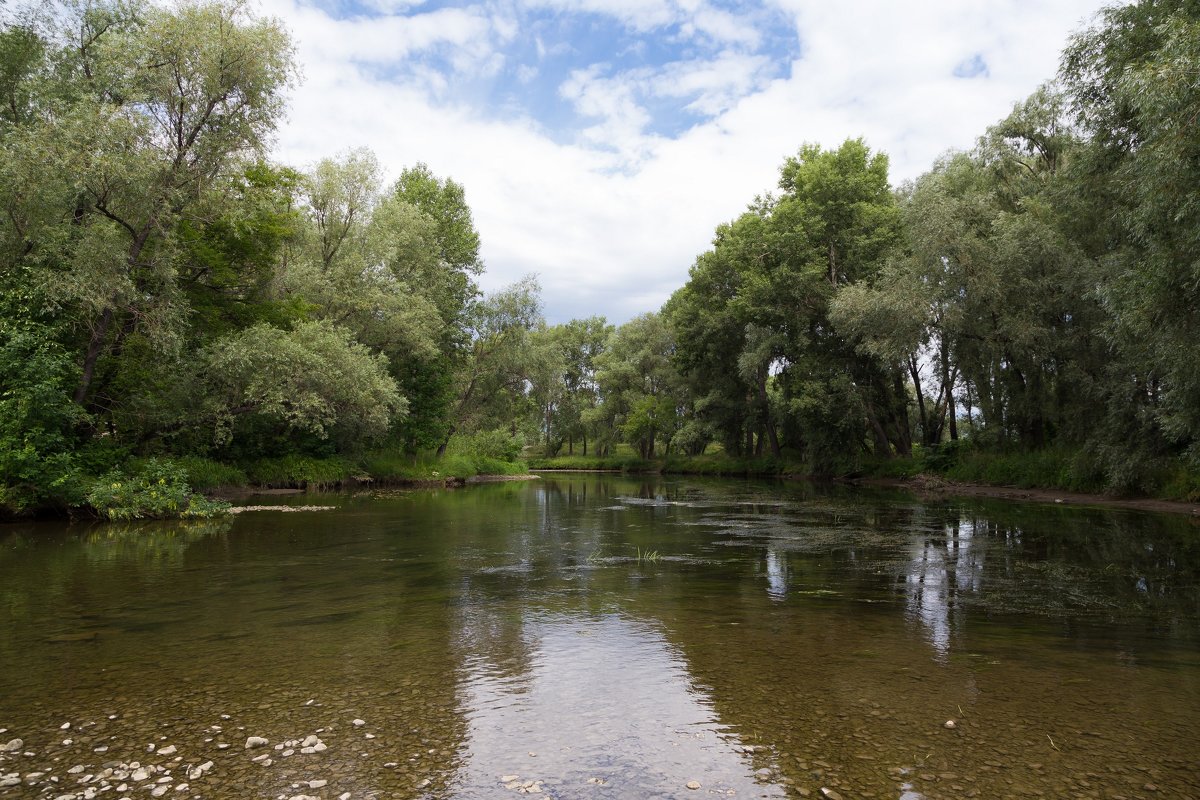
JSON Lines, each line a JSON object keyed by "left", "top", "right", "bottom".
{"left": 903, "top": 516, "right": 982, "bottom": 656}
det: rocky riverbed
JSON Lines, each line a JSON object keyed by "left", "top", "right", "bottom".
{"left": 0, "top": 696, "right": 466, "bottom": 799}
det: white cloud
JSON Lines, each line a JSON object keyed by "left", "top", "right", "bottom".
{"left": 652, "top": 51, "right": 774, "bottom": 115}
{"left": 684, "top": 7, "right": 762, "bottom": 48}
{"left": 266, "top": 0, "right": 1116, "bottom": 325}
{"left": 268, "top": 1, "right": 498, "bottom": 68}
{"left": 524, "top": 0, "right": 677, "bottom": 32}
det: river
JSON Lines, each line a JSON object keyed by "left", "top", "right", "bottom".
{"left": 1, "top": 475, "right": 1197, "bottom": 799}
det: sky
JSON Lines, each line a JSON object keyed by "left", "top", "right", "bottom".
{"left": 259, "top": 0, "right": 1116, "bottom": 325}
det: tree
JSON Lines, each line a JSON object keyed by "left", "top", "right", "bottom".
{"left": 594, "top": 313, "right": 681, "bottom": 459}
{"left": 439, "top": 276, "right": 542, "bottom": 455}
{"left": 1063, "top": 0, "right": 1200, "bottom": 472}
{"left": 202, "top": 320, "right": 406, "bottom": 448}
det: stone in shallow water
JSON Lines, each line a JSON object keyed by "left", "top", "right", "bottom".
{"left": 245, "top": 737, "right": 269, "bottom": 749}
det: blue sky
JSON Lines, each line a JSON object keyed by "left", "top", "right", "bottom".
{"left": 263, "top": 0, "right": 1117, "bottom": 324}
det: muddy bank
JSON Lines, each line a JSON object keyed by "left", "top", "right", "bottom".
{"left": 863, "top": 474, "right": 1200, "bottom": 517}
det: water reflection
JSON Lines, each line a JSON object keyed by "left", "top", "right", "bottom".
{"left": 903, "top": 518, "right": 984, "bottom": 656}
{"left": 2, "top": 478, "right": 1199, "bottom": 799}
{"left": 453, "top": 611, "right": 785, "bottom": 798}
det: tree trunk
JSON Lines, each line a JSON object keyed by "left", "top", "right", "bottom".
{"left": 756, "top": 374, "right": 781, "bottom": 457}
{"left": 909, "top": 356, "right": 930, "bottom": 445}
{"left": 74, "top": 306, "right": 114, "bottom": 406}
{"left": 865, "top": 404, "right": 892, "bottom": 458}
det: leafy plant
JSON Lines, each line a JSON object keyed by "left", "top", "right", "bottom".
{"left": 86, "top": 459, "right": 229, "bottom": 520}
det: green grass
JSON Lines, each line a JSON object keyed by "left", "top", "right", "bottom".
{"left": 1152, "top": 463, "right": 1200, "bottom": 502}
{"left": 174, "top": 456, "right": 249, "bottom": 491}
{"left": 526, "top": 453, "right": 657, "bottom": 471}
{"left": 635, "top": 547, "right": 661, "bottom": 563}
{"left": 527, "top": 451, "right": 811, "bottom": 477}
{"left": 940, "top": 448, "right": 1106, "bottom": 493}
{"left": 363, "top": 450, "right": 527, "bottom": 481}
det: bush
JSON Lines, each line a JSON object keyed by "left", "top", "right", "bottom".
{"left": 87, "top": 459, "right": 229, "bottom": 520}
{"left": 241, "top": 455, "right": 359, "bottom": 488}
{"left": 445, "top": 428, "right": 524, "bottom": 462}
{"left": 175, "top": 457, "right": 248, "bottom": 490}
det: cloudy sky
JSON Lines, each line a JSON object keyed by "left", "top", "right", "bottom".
{"left": 260, "top": 0, "right": 1115, "bottom": 324}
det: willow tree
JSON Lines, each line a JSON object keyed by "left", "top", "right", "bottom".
{"left": 1063, "top": 0, "right": 1200, "bottom": 479}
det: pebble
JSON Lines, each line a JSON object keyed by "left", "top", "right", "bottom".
{"left": 339, "top": 794, "right": 351, "bottom": 800}
{"left": 245, "top": 737, "right": 269, "bottom": 749}
{"left": 352, "top": 719, "right": 366, "bottom": 727}
{"left": 1, "top": 739, "right": 23, "bottom": 753}
{"left": 944, "top": 720, "right": 956, "bottom": 730}
{"left": 687, "top": 780, "right": 702, "bottom": 790}
{"left": 819, "top": 789, "right": 844, "bottom": 800}
{"left": 308, "top": 779, "right": 328, "bottom": 788}
{"left": 301, "top": 735, "right": 319, "bottom": 748}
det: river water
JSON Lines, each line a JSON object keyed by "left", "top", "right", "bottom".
{"left": 1, "top": 475, "right": 1197, "bottom": 799}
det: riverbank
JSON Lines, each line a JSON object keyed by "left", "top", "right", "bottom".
{"left": 858, "top": 474, "right": 1200, "bottom": 517}
{"left": 528, "top": 450, "right": 1200, "bottom": 516}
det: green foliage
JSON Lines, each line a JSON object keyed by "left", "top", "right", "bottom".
{"left": 525, "top": 454, "right": 657, "bottom": 472}
{"left": 203, "top": 320, "right": 406, "bottom": 445}
{"left": 241, "top": 455, "right": 359, "bottom": 488}
{"left": 0, "top": 313, "right": 85, "bottom": 513}
{"left": 446, "top": 428, "right": 524, "bottom": 462}
{"left": 86, "top": 459, "right": 229, "bottom": 520}
{"left": 940, "top": 449, "right": 1106, "bottom": 495}
{"left": 362, "top": 450, "right": 526, "bottom": 481}
{"left": 174, "top": 456, "right": 247, "bottom": 491}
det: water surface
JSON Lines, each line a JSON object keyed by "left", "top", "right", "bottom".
{"left": 1, "top": 475, "right": 1198, "bottom": 799}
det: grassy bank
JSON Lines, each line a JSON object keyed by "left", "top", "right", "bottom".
{"left": 179, "top": 451, "right": 527, "bottom": 492}
{"left": 526, "top": 451, "right": 807, "bottom": 477}
{"left": 529, "top": 444, "right": 1200, "bottom": 503}
{"left": 857, "top": 444, "right": 1200, "bottom": 502}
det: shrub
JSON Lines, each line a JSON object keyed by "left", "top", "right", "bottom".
{"left": 87, "top": 459, "right": 229, "bottom": 520}
{"left": 175, "top": 457, "right": 248, "bottom": 490}
{"left": 241, "top": 454, "right": 358, "bottom": 487}
{"left": 445, "top": 428, "right": 524, "bottom": 462}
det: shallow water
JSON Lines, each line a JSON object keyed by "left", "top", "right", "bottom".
{"left": 1, "top": 475, "right": 1198, "bottom": 799}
